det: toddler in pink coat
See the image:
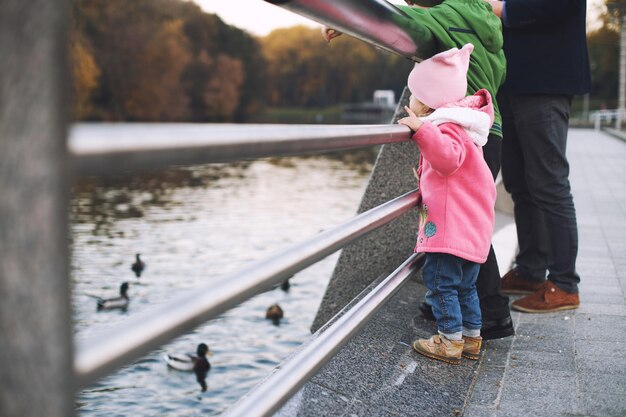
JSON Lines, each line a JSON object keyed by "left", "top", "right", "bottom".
{"left": 398, "top": 44, "right": 496, "bottom": 364}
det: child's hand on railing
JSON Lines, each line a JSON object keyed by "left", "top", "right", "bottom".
{"left": 321, "top": 26, "right": 343, "bottom": 43}
{"left": 397, "top": 106, "right": 424, "bottom": 132}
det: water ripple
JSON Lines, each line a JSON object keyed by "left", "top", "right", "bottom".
{"left": 72, "top": 151, "right": 373, "bottom": 416}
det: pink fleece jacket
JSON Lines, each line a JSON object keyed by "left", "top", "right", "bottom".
{"left": 412, "top": 89, "right": 496, "bottom": 263}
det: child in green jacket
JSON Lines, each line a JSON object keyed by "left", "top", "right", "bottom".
{"left": 399, "top": 0, "right": 505, "bottom": 138}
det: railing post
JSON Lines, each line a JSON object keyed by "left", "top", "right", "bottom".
{"left": 0, "top": 1, "right": 72, "bottom": 417}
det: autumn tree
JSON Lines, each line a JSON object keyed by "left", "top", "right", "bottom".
{"left": 261, "top": 26, "right": 412, "bottom": 107}
{"left": 179, "top": 9, "right": 262, "bottom": 121}
{"left": 75, "top": 1, "right": 191, "bottom": 120}
{"left": 70, "top": 31, "right": 100, "bottom": 119}
{"left": 203, "top": 54, "right": 245, "bottom": 120}
{"left": 212, "top": 20, "right": 267, "bottom": 120}
{"left": 123, "top": 19, "right": 191, "bottom": 121}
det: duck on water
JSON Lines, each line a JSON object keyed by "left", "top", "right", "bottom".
{"left": 131, "top": 253, "right": 145, "bottom": 278}
{"left": 265, "top": 304, "right": 284, "bottom": 325}
{"left": 95, "top": 282, "right": 130, "bottom": 311}
{"left": 165, "top": 343, "right": 212, "bottom": 392}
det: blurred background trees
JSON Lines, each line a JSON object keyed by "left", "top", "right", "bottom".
{"left": 70, "top": 0, "right": 411, "bottom": 122}
{"left": 587, "top": 0, "right": 621, "bottom": 109}
{"left": 70, "top": 0, "right": 619, "bottom": 122}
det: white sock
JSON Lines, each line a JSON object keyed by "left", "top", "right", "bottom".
{"left": 462, "top": 327, "right": 481, "bottom": 338}
{"left": 439, "top": 330, "right": 463, "bottom": 341}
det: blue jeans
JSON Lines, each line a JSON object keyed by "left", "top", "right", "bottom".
{"left": 423, "top": 253, "right": 481, "bottom": 339}
{"left": 499, "top": 93, "right": 580, "bottom": 293}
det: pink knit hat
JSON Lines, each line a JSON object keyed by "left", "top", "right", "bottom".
{"left": 407, "top": 43, "right": 474, "bottom": 109}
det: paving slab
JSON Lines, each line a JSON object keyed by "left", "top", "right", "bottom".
{"left": 468, "top": 129, "right": 626, "bottom": 417}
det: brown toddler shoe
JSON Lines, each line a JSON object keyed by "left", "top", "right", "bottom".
{"left": 412, "top": 334, "right": 463, "bottom": 364}
{"left": 462, "top": 336, "right": 482, "bottom": 360}
{"left": 501, "top": 269, "right": 543, "bottom": 295}
{"left": 512, "top": 280, "right": 579, "bottom": 313}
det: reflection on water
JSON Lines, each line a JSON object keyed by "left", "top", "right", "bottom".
{"left": 72, "top": 149, "right": 374, "bottom": 416}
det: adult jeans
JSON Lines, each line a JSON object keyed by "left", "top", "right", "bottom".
{"left": 499, "top": 93, "right": 580, "bottom": 293}
{"left": 423, "top": 253, "right": 481, "bottom": 338}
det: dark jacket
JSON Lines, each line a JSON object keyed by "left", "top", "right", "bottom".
{"left": 500, "top": 0, "right": 591, "bottom": 95}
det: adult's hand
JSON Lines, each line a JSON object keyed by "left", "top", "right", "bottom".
{"left": 482, "top": 0, "right": 503, "bottom": 18}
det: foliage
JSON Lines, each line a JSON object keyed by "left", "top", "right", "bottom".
{"left": 587, "top": 25, "right": 619, "bottom": 105}
{"left": 71, "top": 0, "right": 262, "bottom": 122}
{"left": 70, "top": 31, "right": 101, "bottom": 119}
{"left": 260, "top": 26, "right": 412, "bottom": 107}
{"left": 203, "top": 54, "right": 245, "bottom": 120}
{"left": 604, "top": 0, "right": 625, "bottom": 31}
{"left": 586, "top": 0, "right": 622, "bottom": 106}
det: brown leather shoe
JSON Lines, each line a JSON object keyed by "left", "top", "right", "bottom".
{"left": 462, "top": 336, "right": 482, "bottom": 360}
{"left": 512, "top": 281, "right": 579, "bottom": 313}
{"left": 501, "top": 269, "right": 543, "bottom": 295}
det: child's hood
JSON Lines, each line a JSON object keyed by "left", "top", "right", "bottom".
{"left": 420, "top": 89, "right": 494, "bottom": 146}
{"left": 444, "top": 0, "right": 504, "bottom": 53}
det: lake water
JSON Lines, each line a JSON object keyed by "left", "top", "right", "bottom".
{"left": 71, "top": 151, "right": 374, "bottom": 416}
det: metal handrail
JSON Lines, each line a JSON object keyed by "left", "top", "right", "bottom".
{"left": 69, "top": 123, "right": 411, "bottom": 176}
{"left": 589, "top": 108, "right": 626, "bottom": 130}
{"left": 74, "top": 189, "right": 420, "bottom": 388}
{"left": 226, "top": 252, "right": 424, "bottom": 417}
{"left": 265, "top": 0, "right": 437, "bottom": 61}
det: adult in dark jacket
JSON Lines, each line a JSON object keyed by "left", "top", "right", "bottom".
{"left": 484, "top": 0, "right": 591, "bottom": 312}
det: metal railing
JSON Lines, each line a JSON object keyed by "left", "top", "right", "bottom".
{"left": 589, "top": 108, "right": 626, "bottom": 130}
{"left": 1, "top": 0, "right": 435, "bottom": 415}
{"left": 264, "top": 0, "right": 436, "bottom": 61}
{"left": 69, "top": 123, "right": 411, "bottom": 176}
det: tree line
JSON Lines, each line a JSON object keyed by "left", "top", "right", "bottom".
{"left": 71, "top": 0, "right": 620, "bottom": 122}
{"left": 72, "top": 0, "right": 264, "bottom": 122}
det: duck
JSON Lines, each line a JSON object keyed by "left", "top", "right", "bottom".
{"left": 96, "top": 282, "right": 130, "bottom": 311}
{"left": 165, "top": 343, "right": 212, "bottom": 392}
{"left": 265, "top": 304, "right": 284, "bottom": 323}
{"left": 131, "top": 253, "right": 145, "bottom": 277}
{"left": 280, "top": 278, "right": 291, "bottom": 292}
